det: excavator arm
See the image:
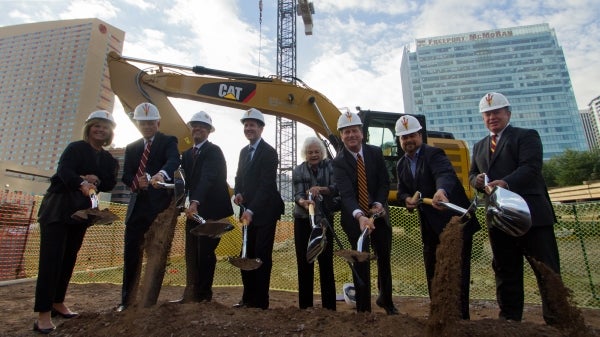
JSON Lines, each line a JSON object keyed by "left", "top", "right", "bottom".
{"left": 107, "top": 51, "right": 472, "bottom": 200}
{"left": 107, "top": 51, "right": 341, "bottom": 153}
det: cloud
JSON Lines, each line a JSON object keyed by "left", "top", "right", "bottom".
{"left": 59, "top": 0, "right": 119, "bottom": 21}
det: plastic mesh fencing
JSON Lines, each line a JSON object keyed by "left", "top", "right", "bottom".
{"left": 3, "top": 191, "right": 599, "bottom": 308}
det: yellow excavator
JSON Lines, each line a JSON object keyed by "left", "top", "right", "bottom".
{"left": 106, "top": 51, "right": 472, "bottom": 202}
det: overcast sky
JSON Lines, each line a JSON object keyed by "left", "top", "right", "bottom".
{"left": 2, "top": 0, "right": 599, "bottom": 184}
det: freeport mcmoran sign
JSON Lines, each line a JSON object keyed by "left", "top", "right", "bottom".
{"left": 417, "top": 29, "right": 514, "bottom": 47}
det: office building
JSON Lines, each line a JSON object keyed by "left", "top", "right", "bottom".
{"left": 401, "top": 23, "right": 587, "bottom": 159}
{"left": 0, "top": 18, "right": 124, "bottom": 195}
{"left": 580, "top": 109, "right": 598, "bottom": 150}
{"left": 588, "top": 95, "right": 600, "bottom": 149}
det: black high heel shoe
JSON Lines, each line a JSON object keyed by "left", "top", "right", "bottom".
{"left": 33, "top": 320, "right": 56, "bottom": 334}
{"left": 51, "top": 308, "right": 79, "bottom": 319}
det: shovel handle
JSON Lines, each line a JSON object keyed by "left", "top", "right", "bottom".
{"left": 308, "top": 203, "right": 315, "bottom": 216}
{"left": 422, "top": 198, "right": 433, "bottom": 206}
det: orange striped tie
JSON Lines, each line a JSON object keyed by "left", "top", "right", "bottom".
{"left": 356, "top": 153, "right": 369, "bottom": 213}
{"left": 490, "top": 134, "right": 497, "bottom": 154}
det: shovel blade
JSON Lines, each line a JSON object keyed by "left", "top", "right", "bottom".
{"left": 228, "top": 257, "right": 263, "bottom": 270}
{"left": 71, "top": 208, "right": 119, "bottom": 225}
{"left": 334, "top": 249, "right": 375, "bottom": 263}
{"left": 306, "top": 227, "right": 327, "bottom": 264}
{"left": 190, "top": 221, "right": 235, "bottom": 237}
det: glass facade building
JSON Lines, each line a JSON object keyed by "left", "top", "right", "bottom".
{"left": 401, "top": 23, "right": 586, "bottom": 160}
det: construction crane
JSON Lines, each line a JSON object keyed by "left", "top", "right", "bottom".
{"left": 274, "top": 0, "right": 315, "bottom": 201}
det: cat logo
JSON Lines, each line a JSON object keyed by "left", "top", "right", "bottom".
{"left": 197, "top": 82, "right": 257, "bottom": 103}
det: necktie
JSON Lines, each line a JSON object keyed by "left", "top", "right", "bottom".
{"left": 193, "top": 146, "right": 200, "bottom": 158}
{"left": 490, "top": 134, "right": 497, "bottom": 154}
{"left": 132, "top": 140, "right": 151, "bottom": 191}
{"left": 245, "top": 146, "right": 255, "bottom": 166}
{"left": 356, "top": 153, "right": 369, "bottom": 213}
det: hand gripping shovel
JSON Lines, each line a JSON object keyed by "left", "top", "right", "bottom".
{"left": 419, "top": 192, "right": 478, "bottom": 224}
{"left": 228, "top": 207, "right": 263, "bottom": 270}
{"left": 71, "top": 188, "right": 119, "bottom": 225}
{"left": 306, "top": 192, "right": 327, "bottom": 264}
{"left": 334, "top": 211, "right": 384, "bottom": 263}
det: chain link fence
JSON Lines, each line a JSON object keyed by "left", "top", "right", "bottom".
{"left": 1, "top": 190, "right": 598, "bottom": 308}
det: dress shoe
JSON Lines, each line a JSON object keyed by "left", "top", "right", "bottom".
{"left": 51, "top": 308, "right": 79, "bottom": 318}
{"left": 232, "top": 301, "right": 247, "bottom": 308}
{"left": 115, "top": 304, "right": 127, "bottom": 312}
{"left": 376, "top": 297, "right": 399, "bottom": 315}
{"left": 33, "top": 320, "right": 56, "bottom": 334}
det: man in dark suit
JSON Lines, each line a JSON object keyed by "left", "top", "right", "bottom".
{"left": 395, "top": 115, "right": 480, "bottom": 319}
{"left": 173, "top": 111, "right": 233, "bottom": 303}
{"left": 469, "top": 92, "right": 560, "bottom": 324}
{"left": 117, "top": 102, "right": 180, "bottom": 311}
{"left": 233, "top": 108, "right": 285, "bottom": 309}
{"left": 332, "top": 111, "right": 397, "bottom": 315}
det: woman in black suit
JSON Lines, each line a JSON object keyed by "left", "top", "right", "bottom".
{"left": 34, "top": 110, "right": 118, "bottom": 334}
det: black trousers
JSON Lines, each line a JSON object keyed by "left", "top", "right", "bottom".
{"left": 240, "top": 220, "right": 277, "bottom": 309}
{"left": 120, "top": 208, "right": 157, "bottom": 306}
{"left": 343, "top": 218, "right": 393, "bottom": 312}
{"left": 183, "top": 219, "right": 221, "bottom": 301}
{"left": 293, "top": 217, "right": 336, "bottom": 310}
{"left": 489, "top": 225, "right": 560, "bottom": 324}
{"left": 34, "top": 221, "right": 87, "bottom": 312}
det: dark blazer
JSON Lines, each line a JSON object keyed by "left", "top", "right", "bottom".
{"left": 122, "top": 131, "right": 180, "bottom": 216}
{"left": 234, "top": 139, "right": 285, "bottom": 223}
{"left": 332, "top": 144, "right": 390, "bottom": 236}
{"left": 468, "top": 125, "right": 556, "bottom": 227}
{"left": 38, "top": 140, "right": 119, "bottom": 225}
{"left": 397, "top": 144, "right": 479, "bottom": 234}
{"left": 181, "top": 141, "right": 233, "bottom": 220}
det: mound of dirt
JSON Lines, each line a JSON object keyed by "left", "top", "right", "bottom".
{"left": 2, "top": 282, "right": 599, "bottom": 337}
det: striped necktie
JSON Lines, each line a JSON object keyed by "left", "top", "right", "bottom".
{"left": 490, "top": 134, "right": 497, "bottom": 154}
{"left": 356, "top": 153, "right": 369, "bottom": 213}
{"left": 132, "top": 140, "right": 151, "bottom": 191}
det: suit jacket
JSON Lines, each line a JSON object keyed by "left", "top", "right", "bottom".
{"left": 397, "top": 144, "right": 479, "bottom": 235}
{"left": 38, "top": 140, "right": 119, "bottom": 225}
{"left": 234, "top": 139, "right": 285, "bottom": 224}
{"left": 181, "top": 141, "right": 233, "bottom": 220}
{"left": 468, "top": 125, "right": 556, "bottom": 227}
{"left": 332, "top": 144, "right": 390, "bottom": 237}
{"left": 122, "top": 132, "right": 180, "bottom": 217}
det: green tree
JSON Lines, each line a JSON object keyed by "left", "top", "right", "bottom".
{"left": 543, "top": 149, "right": 600, "bottom": 187}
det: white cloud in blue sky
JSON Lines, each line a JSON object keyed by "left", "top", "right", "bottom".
{"left": 1, "top": 0, "right": 599, "bottom": 183}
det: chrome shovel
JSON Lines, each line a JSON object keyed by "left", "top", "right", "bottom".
{"left": 334, "top": 211, "right": 384, "bottom": 263}
{"left": 228, "top": 207, "right": 263, "bottom": 270}
{"left": 306, "top": 192, "right": 327, "bottom": 264}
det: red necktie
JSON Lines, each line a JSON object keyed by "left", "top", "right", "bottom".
{"left": 356, "top": 153, "right": 369, "bottom": 213}
{"left": 132, "top": 140, "right": 151, "bottom": 191}
{"left": 490, "top": 134, "right": 497, "bottom": 154}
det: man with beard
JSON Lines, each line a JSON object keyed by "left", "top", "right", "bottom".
{"left": 395, "top": 114, "right": 479, "bottom": 319}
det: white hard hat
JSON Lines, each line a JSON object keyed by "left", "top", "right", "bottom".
{"left": 86, "top": 110, "right": 116, "bottom": 128}
{"left": 187, "top": 111, "right": 215, "bottom": 132}
{"left": 133, "top": 102, "right": 161, "bottom": 120}
{"left": 240, "top": 108, "right": 265, "bottom": 125}
{"left": 337, "top": 111, "right": 363, "bottom": 130}
{"left": 342, "top": 283, "right": 356, "bottom": 308}
{"left": 479, "top": 92, "right": 510, "bottom": 113}
{"left": 395, "top": 115, "right": 422, "bottom": 136}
